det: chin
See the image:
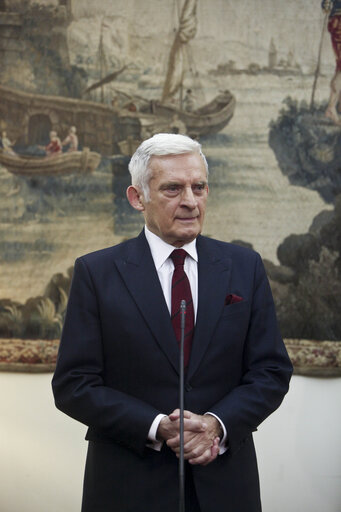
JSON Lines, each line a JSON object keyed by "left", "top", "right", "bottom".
{"left": 177, "top": 229, "right": 200, "bottom": 242}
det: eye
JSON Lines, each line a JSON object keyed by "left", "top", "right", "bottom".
{"left": 163, "top": 184, "right": 181, "bottom": 195}
{"left": 192, "top": 183, "right": 206, "bottom": 194}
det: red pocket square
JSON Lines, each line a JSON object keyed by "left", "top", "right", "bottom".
{"left": 225, "top": 293, "right": 243, "bottom": 306}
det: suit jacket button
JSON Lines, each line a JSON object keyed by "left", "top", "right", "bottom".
{"left": 185, "top": 383, "right": 192, "bottom": 392}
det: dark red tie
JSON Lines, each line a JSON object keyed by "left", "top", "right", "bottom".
{"left": 170, "top": 249, "right": 194, "bottom": 368}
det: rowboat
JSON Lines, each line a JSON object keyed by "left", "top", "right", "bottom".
{"left": 0, "top": 147, "right": 101, "bottom": 176}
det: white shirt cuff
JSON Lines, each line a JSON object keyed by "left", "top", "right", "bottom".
{"left": 205, "top": 412, "right": 228, "bottom": 455}
{"left": 146, "top": 413, "right": 167, "bottom": 451}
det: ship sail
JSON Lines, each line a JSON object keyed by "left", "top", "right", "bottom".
{"left": 161, "top": 0, "right": 198, "bottom": 103}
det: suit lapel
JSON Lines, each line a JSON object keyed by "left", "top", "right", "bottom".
{"left": 115, "top": 231, "right": 180, "bottom": 374}
{"left": 115, "top": 232, "right": 232, "bottom": 379}
{"left": 187, "top": 236, "right": 232, "bottom": 379}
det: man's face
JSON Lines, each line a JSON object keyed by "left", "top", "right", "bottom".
{"left": 140, "top": 152, "right": 208, "bottom": 247}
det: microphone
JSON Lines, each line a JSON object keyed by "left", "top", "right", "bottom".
{"left": 179, "top": 299, "right": 186, "bottom": 512}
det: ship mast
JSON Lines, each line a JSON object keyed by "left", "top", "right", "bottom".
{"left": 98, "top": 21, "right": 107, "bottom": 103}
{"left": 161, "top": 0, "right": 198, "bottom": 105}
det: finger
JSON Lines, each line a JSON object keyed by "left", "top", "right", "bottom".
{"left": 183, "top": 418, "right": 207, "bottom": 432}
{"left": 188, "top": 447, "right": 214, "bottom": 465}
{"left": 200, "top": 438, "right": 220, "bottom": 466}
{"left": 201, "top": 450, "right": 219, "bottom": 466}
{"left": 210, "top": 437, "right": 220, "bottom": 457}
{"left": 169, "top": 409, "right": 192, "bottom": 421}
{"left": 166, "top": 435, "right": 180, "bottom": 449}
{"left": 183, "top": 429, "right": 216, "bottom": 455}
{"left": 168, "top": 415, "right": 207, "bottom": 433}
{"left": 183, "top": 434, "right": 206, "bottom": 454}
{"left": 184, "top": 446, "right": 206, "bottom": 460}
{"left": 189, "top": 444, "right": 219, "bottom": 466}
{"left": 166, "top": 430, "right": 198, "bottom": 451}
{"left": 184, "top": 435, "right": 220, "bottom": 463}
{"left": 183, "top": 436, "right": 212, "bottom": 459}
{"left": 171, "top": 438, "right": 216, "bottom": 460}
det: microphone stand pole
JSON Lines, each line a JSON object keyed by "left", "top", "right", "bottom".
{"left": 179, "top": 299, "right": 186, "bottom": 512}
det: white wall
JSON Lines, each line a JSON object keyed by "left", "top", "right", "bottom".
{"left": 0, "top": 372, "right": 340, "bottom": 512}
{"left": 0, "top": 372, "right": 86, "bottom": 512}
{"left": 256, "top": 376, "right": 341, "bottom": 512}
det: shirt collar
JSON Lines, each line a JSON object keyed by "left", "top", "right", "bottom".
{"left": 144, "top": 225, "right": 198, "bottom": 270}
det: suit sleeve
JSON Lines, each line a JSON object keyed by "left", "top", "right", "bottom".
{"left": 52, "top": 257, "right": 160, "bottom": 456}
{"left": 209, "top": 253, "right": 293, "bottom": 454}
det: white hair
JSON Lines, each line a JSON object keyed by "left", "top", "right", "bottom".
{"left": 128, "top": 133, "right": 208, "bottom": 201}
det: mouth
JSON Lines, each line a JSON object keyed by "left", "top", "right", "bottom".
{"left": 176, "top": 217, "right": 198, "bottom": 223}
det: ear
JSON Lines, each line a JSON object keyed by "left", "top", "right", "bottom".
{"left": 126, "top": 185, "right": 145, "bottom": 211}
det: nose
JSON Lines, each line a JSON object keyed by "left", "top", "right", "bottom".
{"left": 181, "top": 186, "right": 197, "bottom": 209}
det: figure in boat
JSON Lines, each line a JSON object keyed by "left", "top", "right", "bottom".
{"left": 322, "top": 0, "right": 341, "bottom": 124}
{"left": 62, "top": 126, "right": 79, "bottom": 152}
{"left": 1, "top": 130, "right": 16, "bottom": 156}
{"left": 183, "top": 89, "right": 196, "bottom": 112}
{"left": 45, "top": 131, "right": 62, "bottom": 157}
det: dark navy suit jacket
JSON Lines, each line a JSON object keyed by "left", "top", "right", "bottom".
{"left": 52, "top": 230, "right": 293, "bottom": 512}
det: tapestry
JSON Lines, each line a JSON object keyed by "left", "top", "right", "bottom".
{"left": 0, "top": 0, "right": 340, "bottom": 376}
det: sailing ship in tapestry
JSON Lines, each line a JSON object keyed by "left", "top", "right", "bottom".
{"left": 0, "top": 0, "right": 235, "bottom": 160}
{"left": 0, "top": 0, "right": 340, "bottom": 373}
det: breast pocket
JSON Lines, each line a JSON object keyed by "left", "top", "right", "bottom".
{"left": 220, "top": 300, "right": 250, "bottom": 319}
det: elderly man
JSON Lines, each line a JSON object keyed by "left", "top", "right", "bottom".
{"left": 52, "top": 133, "right": 292, "bottom": 512}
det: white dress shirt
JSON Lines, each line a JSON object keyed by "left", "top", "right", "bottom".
{"left": 144, "top": 226, "right": 227, "bottom": 454}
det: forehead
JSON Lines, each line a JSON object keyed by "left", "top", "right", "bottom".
{"left": 149, "top": 152, "right": 207, "bottom": 183}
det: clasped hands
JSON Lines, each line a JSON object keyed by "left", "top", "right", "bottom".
{"left": 157, "top": 409, "right": 221, "bottom": 466}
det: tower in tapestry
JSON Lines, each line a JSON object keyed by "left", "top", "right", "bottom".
{"left": 0, "top": 0, "right": 86, "bottom": 98}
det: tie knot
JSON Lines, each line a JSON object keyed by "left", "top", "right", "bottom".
{"left": 170, "top": 249, "right": 187, "bottom": 268}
